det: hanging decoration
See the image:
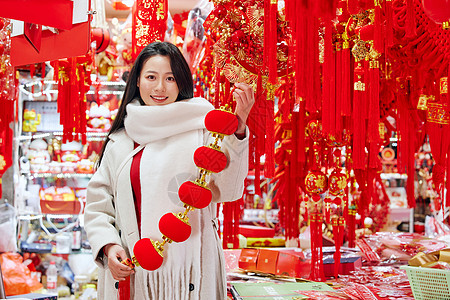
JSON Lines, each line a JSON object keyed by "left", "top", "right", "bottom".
{"left": 50, "top": 54, "right": 93, "bottom": 144}
{"left": 0, "top": 17, "right": 15, "bottom": 198}
{"left": 121, "top": 106, "right": 238, "bottom": 271}
{"left": 132, "top": 0, "right": 168, "bottom": 61}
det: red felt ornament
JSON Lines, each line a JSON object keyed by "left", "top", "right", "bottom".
{"left": 194, "top": 146, "right": 227, "bottom": 173}
{"left": 422, "top": 0, "right": 450, "bottom": 25}
{"left": 158, "top": 213, "right": 191, "bottom": 243}
{"left": 204, "top": 109, "right": 238, "bottom": 135}
{"left": 122, "top": 107, "right": 238, "bottom": 276}
{"left": 178, "top": 181, "right": 212, "bottom": 209}
{"left": 133, "top": 238, "right": 164, "bottom": 271}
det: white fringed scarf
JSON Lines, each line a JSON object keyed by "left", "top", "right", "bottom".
{"left": 124, "top": 97, "right": 214, "bottom": 299}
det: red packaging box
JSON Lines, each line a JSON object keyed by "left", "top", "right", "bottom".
{"left": 276, "top": 249, "right": 311, "bottom": 279}
{"left": 256, "top": 249, "right": 279, "bottom": 274}
{"left": 238, "top": 248, "right": 259, "bottom": 271}
{"left": 239, "top": 225, "right": 275, "bottom": 238}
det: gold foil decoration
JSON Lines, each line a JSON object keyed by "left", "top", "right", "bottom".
{"left": 427, "top": 102, "right": 450, "bottom": 125}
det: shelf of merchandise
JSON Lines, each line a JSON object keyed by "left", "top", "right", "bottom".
{"left": 16, "top": 131, "right": 108, "bottom": 142}
{"left": 380, "top": 173, "right": 408, "bottom": 180}
{"left": 26, "top": 172, "right": 94, "bottom": 179}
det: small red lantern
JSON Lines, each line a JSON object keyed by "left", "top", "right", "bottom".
{"left": 178, "top": 181, "right": 212, "bottom": 209}
{"left": 422, "top": 0, "right": 450, "bottom": 24}
{"left": 133, "top": 238, "right": 164, "bottom": 271}
{"left": 305, "top": 171, "right": 328, "bottom": 194}
{"left": 194, "top": 146, "right": 227, "bottom": 173}
{"left": 91, "top": 28, "right": 110, "bottom": 53}
{"left": 159, "top": 213, "right": 191, "bottom": 243}
{"left": 204, "top": 109, "right": 238, "bottom": 136}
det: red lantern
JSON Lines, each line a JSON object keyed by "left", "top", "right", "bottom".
{"left": 178, "top": 181, "right": 212, "bottom": 209}
{"left": 91, "top": 28, "right": 110, "bottom": 53}
{"left": 194, "top": 146, "right": 227, "bottom": 173}
{"left": 133, "top": 238, "right": 163, "bottom": 271}
{"left": 422, "top": 0, "right": 450, "bottom": 24}
{"left": 204, "top": 109, "right": 238, "bottom": 136}
{"left": 159, "top": 213, "right": 191, "bottom": 243}
{"left": 305, "top": 171, "right": 328, "bottom": 194}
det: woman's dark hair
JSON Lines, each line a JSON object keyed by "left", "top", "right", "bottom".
{"left": 96, "top": 42, "right": 193, "bottom": 167}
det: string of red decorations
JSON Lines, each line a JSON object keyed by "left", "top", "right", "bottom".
{"left": 121, "top": 106, "right": 238, "bottom": 271}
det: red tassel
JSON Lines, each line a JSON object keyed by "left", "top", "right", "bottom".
{"left": 118, "top": 277, "right": 131, "bottom": 300}
{"left": 352, "top": 62, "right": 366, "bottom": 169}
{"left": 335, "top": 43, "right": 343, "bottom": 134}
{"left": 348, "top": 207, "right": 356, "bottom": 248}
{"left": 341, "top": 45, "right": 351, "bottom": 116}
{"left": 373, "top": 5, "right": 383, "bottom": 53}
{"left": 297, "top": 100, "right": 306, "bottom": 163}
{"left": 447, "top": 152, "right": 450, "bottom": 207}
{"left": 332, "top": 217, "right": 344, "bottom": 278}
{"left": 405, "top": 0, "right": 416, "bottom": 38}
{"left": 385, "top": 0, "right": 394, "bottom": 47}
{"left": 322, "top": 20, "right": 332, "bottom": 135}
{"left": 264, "top": 98, "right": 275, "bottom": 178}
{"left": 368, "top": 61, "right": 380, "bottom": 143}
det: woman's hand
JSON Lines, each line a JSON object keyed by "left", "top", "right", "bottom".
{"left": 233, "top": 82, "right": 255, "bottom": 138}
{"left": 104, "top": 244, "right": 135, "bottom": 281}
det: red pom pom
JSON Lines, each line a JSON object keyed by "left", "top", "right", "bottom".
{"left": 159, "top": 213, "right": 191, "bottom": 243}
{"left": 205, "top": 109, "right": 238, "bottom": 135}
{"left": 194, "top": 146, "right": 227, "bottom": 173}
{"left": 133, "top": 238, "right": 163, "bottom": 271}
{"left": 178, "top": 181, "right": 212, "bottom": 209}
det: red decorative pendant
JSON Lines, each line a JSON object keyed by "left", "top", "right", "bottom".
{"left": 305, "top": 171, "right": 328, "bottom": 194}
{"left": 159, "top": 213, "right": 191, "bottom": 243}
{"left": 178, "top": 181, "right": 212, "bottom": 209}
{"left": 328, "top": 171, "right": 347, "bottom": 196}
{"left": 133, "top": 238, "right": 164, "bottom": 271}
{"left": 194, "top": 146, "right": 227, "bottom": 173}
{"left": 204, "top": 109, "right": 238, "bottom": 135}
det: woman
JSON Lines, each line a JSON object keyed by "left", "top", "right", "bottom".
{"left": 84, "top": 41, "right": 254, "bottom": 299}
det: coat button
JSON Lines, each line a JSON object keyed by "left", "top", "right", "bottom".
{"left": 189, "top": 283, "right": 194, "bottom": 291}
{"left": 115, "top": 282, "right": 119, "bottom": 289}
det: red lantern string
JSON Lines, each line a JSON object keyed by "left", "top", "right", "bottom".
{"left": 122, "top": 107, "right": 239, "bottom": 271}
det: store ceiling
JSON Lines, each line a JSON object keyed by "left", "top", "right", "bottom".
{"left": 104, "top": 0, "right": 201, "bottom": 19}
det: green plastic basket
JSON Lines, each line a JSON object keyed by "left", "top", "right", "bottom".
{"left": 401, "top": 266, "right": 450, "bottom": 300}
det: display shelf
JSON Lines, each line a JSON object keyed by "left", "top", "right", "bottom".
{"left": 242, "top": 209, "right": 279, "bottom": 223}
{"left": 26, "top": 172, "right": 94, "bottom": 179}
{"left": 17, "top": 131, "right": 108, "bottom": 142}
{"left": 380, "top": 173, "right": 408, "bottom": 180}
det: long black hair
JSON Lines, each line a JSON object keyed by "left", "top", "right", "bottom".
{"left": 96, "top": 42, "right": 194, "bottom": 167}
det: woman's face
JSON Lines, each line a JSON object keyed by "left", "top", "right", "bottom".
{"left": 138, "top": 55, "right": 179, "bottom": 106}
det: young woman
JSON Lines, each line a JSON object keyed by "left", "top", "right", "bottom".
{"left": 84, "top": 42, "right": 255, "bottom": 299}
